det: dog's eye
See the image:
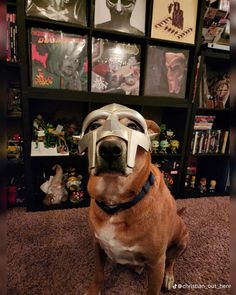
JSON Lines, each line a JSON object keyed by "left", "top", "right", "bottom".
{"left": 89, "top": 122, "right": 101, "bottom": 131}
{"left": 127, "top": 123, "right": 140, "bottom": 131}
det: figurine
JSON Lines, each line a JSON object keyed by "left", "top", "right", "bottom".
{"left": 43, "top": 164, "right": 68, "bottom": 206}
{"left": 170, "top": 139, "right": 180, "bottom": 153}
{"left": 151, "top": 140, "right": 159, "bottom": 154}
{"left": 159, "top": 140, "right": 170, "bottom": 153}
{"left": 198, "top": 177, "right": 207, "bottom": 194}
{"left": 65, "top": 167, "right": 84, "bottom": 203}
{"left": 190, "top": 175, "right": 196, "bottom": 189}
{"left": 209, "top": 180, "right": 217, "bottom": 194}
{"left": 165, "top": 129, "right": 175, "bottom": 141}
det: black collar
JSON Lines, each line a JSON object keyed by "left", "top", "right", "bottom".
{"left": 95, "top": 172, "right": 155, "bottom": 215}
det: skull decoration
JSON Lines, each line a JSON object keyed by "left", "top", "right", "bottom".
{"left": 165, "top": 52, "right": 187, "bottom": 94}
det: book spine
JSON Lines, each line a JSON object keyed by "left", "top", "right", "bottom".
{"left": 221, "top": 131, "right": 229, "bottom": 154}
{"left": 205, "top": 130, "right": 211, "bottom": 153}
{"left": 215, "top": 130, "right": 221, "bottom": 153}
{"left": 192, "top": 131, "right": 199, "bottom": 155}
{"left": 198, "top": 131, "right": 204, "bottom": 154}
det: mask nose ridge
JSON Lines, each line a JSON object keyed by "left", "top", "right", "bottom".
{"left": 115, "top": 0, "right": 122, "bottom": 12}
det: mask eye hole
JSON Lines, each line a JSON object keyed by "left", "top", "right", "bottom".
{"left": 85, "top": 121, "right": 101, "bottom": 133}
{"left": 127, "top": 122, "right": 143, "bottom": 132}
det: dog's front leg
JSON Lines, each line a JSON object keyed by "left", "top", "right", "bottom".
{"left": 146, "top": 255, "right": 165, "bottom": 295}
{"left": 85, "top": 241, "right": 106, "bottom": 295}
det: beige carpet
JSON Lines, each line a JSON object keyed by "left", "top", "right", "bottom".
{"left": 7, "top": 197, "right": 230, "bottom": 295}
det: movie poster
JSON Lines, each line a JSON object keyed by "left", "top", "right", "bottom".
{"left": 92, "top": 38, "right": 141, "bottom": 95}
{"left": 94, "top": 0, "right": 146, "bottom": 36}
{"left": 25, "top": 0, "right": 87, "bottom": 26}
{"left": 144, "top": 45, "right": 189, "bottom": 99}
{"left": 30, "top": 28, "right": 88, "bottom": 91}
{"left": 151, "top": 0, "right": 198, "bottom": 44}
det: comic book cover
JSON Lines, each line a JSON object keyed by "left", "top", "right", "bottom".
{"left": 25, "top": 0, "right": 87, "bottom": 26}
{"left": 30, "top": 28, "right": 88, "bottom": 91}
{"left": 151, "top": 0, "right": 198, "bottom": 44}
{"left": 94, "top": 0, "right": 146, "bottom": 36}
{"left": 92, "top": 38, "right": 141, "bottom": 95}
{"left": 144, "top": 45, "right": 189, "bottom": 98}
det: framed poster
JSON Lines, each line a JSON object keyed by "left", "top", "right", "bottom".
{"left": 92, "top": 38, "right": 141, "bottom": 95}
{"left": 144, "top": 45, "right": 189, "bottom": 99}
{"left": 94, "top": 0, "right": 146, "bottom": 36}
{"left": 30, "top": 28, "right": 88, "bottom": 91}
{"left": 151, "top": 0, "right": 198, "bottom": 44}
{"left": 25, "top": 0, "right": 87, "bottom": 26}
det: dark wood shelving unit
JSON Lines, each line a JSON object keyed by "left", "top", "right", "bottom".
{"left": 2, "top": 0, "right": 230, "bottom": 211}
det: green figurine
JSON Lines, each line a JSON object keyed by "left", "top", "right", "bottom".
{"left": 159, "top": 140, "right": 170, "bottom": 153}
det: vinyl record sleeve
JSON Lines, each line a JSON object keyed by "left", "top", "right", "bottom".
{"left": 30, "top": 28, "right": 88, "bottom": 91}
{"left": 151, "top": 0, "right": 198, "bottom": 44}
{"left": 92, "top": 38, "right": 141, "bottom": 95}
{"left": 94, "top": 0, "right": 146, "bottom": 36}
{"left": 25, "top": 0, "right": 87, "bottom": 26}
{"left": 144, "top": 45, "right": 189, "bottom": 99}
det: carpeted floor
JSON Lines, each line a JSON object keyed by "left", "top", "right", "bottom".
{"left": 7, "top": 197, "right": 230, "bottom": 295}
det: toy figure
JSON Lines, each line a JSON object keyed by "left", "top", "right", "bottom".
{"left": 151, "top": 140, "right": 159, "bottom": 154}
{"left": 165, "top": 129, "right": 175, "bottom": 141}
{"left": 65, "top": 167, "right": 84, "bottom": 203}
{"left": 170, "top": 139, "right": 180, "bottom": 153}
{"left": 198, "top": 177, "right": 207, "bottom": 194}
{"left": 43, "top": 164, "right": 68, "bottom": 205}
{"left": 159, "top": 140, "right": 170, "bottom": 153}
{"left": 190, "top": 175, "right": 196, "bottom": 189}
{"left": 209, "top": 180, "right": 217, "bottom": 194}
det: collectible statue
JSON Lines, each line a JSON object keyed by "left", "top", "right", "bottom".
{"left": 43, "top": 164, "right": 68, "bottom": 205}
{"left": 159, "top": 140, "right": 170, "bottom": 153}
{"left": 65, "top": 167, "right": 84, "bottom": 203}
{"left": 190, "top": 175, "right": 196, "bottom": 189}
{"left": 198, "top": 177, "right": 207, "bottom": 194}
{"left": 151, "top": 140, "right": 159, "bottom": 154}
{"left": 165, "top": 129, "right": 175, "bottom": 141}
{"left": 209, "top": 179, "right": 217, "bottom": 194}
{"left": 170, "top": 139, "right": 180, "bottom": 153}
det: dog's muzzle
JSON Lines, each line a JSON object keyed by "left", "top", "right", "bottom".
{"left": 76, "top": 104, "right": 152, "bottom": 174}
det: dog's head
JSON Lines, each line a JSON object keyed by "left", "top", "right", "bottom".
{"left": 78, "top": 104, "right": 160, "bottom": 176}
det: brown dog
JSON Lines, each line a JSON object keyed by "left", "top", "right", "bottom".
{"left": 81, "top": 104, "right": 189, "bottom": 295}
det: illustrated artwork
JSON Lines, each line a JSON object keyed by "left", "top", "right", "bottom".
{"left": 151, "top": 0, "right": 198, "bottom": 44}
{"left": 94, "top": 0, "right": 146, "bottom": 36}
{"left": 144, "top": 45, "right": 189, "bottom": 98}
{"left": 30, "top": 28, "right": 88, "bottom": 91}
{"left": 26, "top": 0, "right": 87, "bottom": 26}
{"left": 92, "top": 38, "right": 140, "bottom": 95}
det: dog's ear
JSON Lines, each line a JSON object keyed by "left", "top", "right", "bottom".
{"left": 146, "top": 119, "right": 160, "bottom": 139}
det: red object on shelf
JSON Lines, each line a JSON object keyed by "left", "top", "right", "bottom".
{"left": 7, "top": 185, "right": 17, "bottom": 206}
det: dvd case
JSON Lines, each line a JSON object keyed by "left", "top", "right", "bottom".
{"left": 25, "top": 0, "right": 87, "bottom": 26}
{"left": 151, "top": 0, "right": 198, "bottom": 44}
{"left": 144, "top": 45, "right": 189, "bottom": 98}
{"left": 30, "top": 28, "right": 88, "bottom": 91}
{"left": 94, "top": 0, "right": 146, "bottom": 36}
{"left": 92, "top": 38, "right": 141, "bottom": 95}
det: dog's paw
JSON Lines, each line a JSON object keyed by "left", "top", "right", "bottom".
{"left": 164, "top": 273, "right": 175, "bottom": 291}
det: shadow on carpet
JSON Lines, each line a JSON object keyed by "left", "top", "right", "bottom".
{"left": 7, "top": 197, "right": 230, "bottom": 295}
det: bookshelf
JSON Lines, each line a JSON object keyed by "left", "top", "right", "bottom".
{"left": 2, "top": 0, "right": 230, "bottom": 211}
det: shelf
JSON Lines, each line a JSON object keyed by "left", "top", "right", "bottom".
{"left": 190, "top": 153, "right": 229, "bottom": 158}
{"left": 0, "top": 61, "right": 20, "bottom": 67}
{"left": 201, "top": 48, "right": 230, "bottom": 60}
{"left": 182, "top": 191, "right": 229, "bottom": 198}
{"left": 152, "top": 153, "right": 181, "bottom": 158}
{"left": 26, "top": 88, "right": 189, "bottom": 108}
{"left": 197, "top": 107, "right": 230, "bottom": 113}
{"left": 7, "top": 159, "right": 24, "bottom": 166}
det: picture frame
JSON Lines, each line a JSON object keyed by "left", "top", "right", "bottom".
{"left": 151, "top": 0, "right": 198, "bottom": 44}
{"left": 144, "top": 45, "right": 189, "bottom": 99}
{"left": 25, "top": 0, "right": 87, "bottom": 26}
{"left": 92, "top": 38, "right": 141, "bottom": 95}
{"left": 94, "top": 0, "right": 146, "bottom": 36}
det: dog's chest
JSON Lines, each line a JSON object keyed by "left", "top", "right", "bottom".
{"left": 95, "top": 220, "right": 143, "bottom": 266}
